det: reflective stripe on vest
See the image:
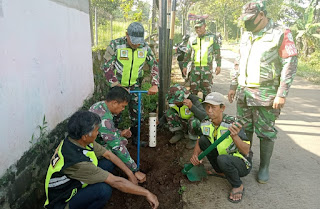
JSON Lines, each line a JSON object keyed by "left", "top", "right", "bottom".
{"left": 200, "top": 123, "right": 244, "bottom": 159}
{"left": 170, "top": 104, "right": 194, "bottom": 120}
{"left": 117, "top": 48, "right": 147, "bottom": 87}
{"left": 238, "top": 31, "right": 280, "bottom": 87}
{"left": 191, "top": 36, "right": 214, "bottom": 66}
{"left": 44, "top": 141, "right": 98, "bottom": 207}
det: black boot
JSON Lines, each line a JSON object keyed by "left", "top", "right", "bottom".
{"left": 131, "top": 126, "right": 147, "bottom": 147}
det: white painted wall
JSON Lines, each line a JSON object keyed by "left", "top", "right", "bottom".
{"left": 0, "top": 0, "right": 93, "bottom": 176}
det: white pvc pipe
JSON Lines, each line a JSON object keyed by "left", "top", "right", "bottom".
{"left": 149, "top": 112, "right": 157, "bottom": 147}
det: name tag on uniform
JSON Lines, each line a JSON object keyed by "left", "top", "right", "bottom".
{"left": 120, "top": 50, "right": 129, "bottom": 60}
{"left": 185, "top": 108, "right": 192, "bottom": 115}
{"left": 205, "top": 37, "right": 210, "bottom": 42}
{"left": 203, "top": 127, "right": 210, "bottom": 136}
{"left": 138, "top": 51, "right": 145, "bottom": 58}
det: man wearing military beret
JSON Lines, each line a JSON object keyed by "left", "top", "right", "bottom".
{"left": 182, "top": 18, "right": 222, "bottom": 99}
{"left": 228, "top": 0, "right": 298, "bottom": 184}
{"left": 165, "top": 84, "right": 207, "bottom": 149}
{"left": 102, "top": 22, "right": 159, "bottom": 147}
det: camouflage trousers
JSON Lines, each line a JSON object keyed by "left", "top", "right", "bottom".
{"left": 114, "top": 83, "right": 144, "bottom": 128}
{"left": 165, "top": 108, "right": 202, "bottom": 140}
{"left": 237, "top": 97, "right": 281, "bottom": 142}
{"left": 97, "top": 136, "right": 138, "bottom": 171}
{"left": 190, "top": 66, "right": 213, "bottom": 98}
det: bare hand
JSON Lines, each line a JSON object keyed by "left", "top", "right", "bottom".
{"left": 146, "top": 192, "right": 159, "bottom": 209}
{"left": 134, "top": 171, "right": 147, "bottom": 183}
{"left": 228, "top": 90, "right": 236, "bottom": 103}
{"left": 215, "top": 66, "right": 221, "bottom": 75}
{"left": 190, "top": 154, "right": 202, "bottom": 166}
{"left": 182, "top": 68, "right": 187, "bottom": 76}
{"left": 273, "top": 96, "right": 286, "bottom": 109}
{"left": 229, "top": 122, "right": 242, "bottom": 138}
{"left": 128, "top": 173, "right": 138, "bottom": 185}
{"left": 121, "top": 128, "right": 132, "bottom": 138}
{"left": 148, "top": 85, "right": 158, "bottom": 95}
{"left": 183, "top": 99, "right": 193, "bottom": 109}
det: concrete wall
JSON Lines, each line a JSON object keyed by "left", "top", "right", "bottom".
{"left": 0, "top": 0, "right": 93, "bottom": 176}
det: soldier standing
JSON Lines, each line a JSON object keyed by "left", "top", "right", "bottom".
{"left": 182, "top": 18, "right": 222, "bottom": 99}
{"left": 228, "top": 0, "right": 298, "bottom": 184}
{"left": 102, "top": 22, "right": 159, "bottom": 147}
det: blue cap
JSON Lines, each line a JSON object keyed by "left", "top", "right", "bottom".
{"left": 127, "top": 22, "right": 145, "bottom": 45}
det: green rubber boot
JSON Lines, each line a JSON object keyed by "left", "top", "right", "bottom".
{"left": 258, "top": 139, "right": 275, "bottom": 184}
{"left": 169, "top": 131, "right": 184, "bottom": 144}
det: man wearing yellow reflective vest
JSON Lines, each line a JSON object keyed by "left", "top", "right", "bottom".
{"left": 44, "top": 111, "right": 158, "bottom": 209}
{"left": 190, "top": 92, "right": 252, "bottom": 203}
{"left": 165, "top": 84, "right": 207, "bottom": 149}
{"left": 182, "top": 18, "right": 221, "bottom": 98}
{"left": 102, "top": 22, "right": 159, "bottom": 146}
{"left": 228, "top": 1, "right": 298, "bottom": 184}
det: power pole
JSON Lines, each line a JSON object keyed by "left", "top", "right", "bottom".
{"left": 158, "top": 0, "right": 169, "bottom": 118}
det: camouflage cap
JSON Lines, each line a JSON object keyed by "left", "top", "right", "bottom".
{"left": 239, "top": 1, "right": 266, "bottom": 21}
{"left": 194, "top": 18, "right": 206, "bottom": 27}
{"left": 166, "top": 84, "right": 190, "bottom": 103}
{"left": 203, "top": 92, "right": 225, "bottom": 106}
{"left": 127, "top": 22, "right": 145, "bottom": 45}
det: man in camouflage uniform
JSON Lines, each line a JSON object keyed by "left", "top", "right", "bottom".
{"left": 89, "top": 86, "right": 146, "bottom": 183}
{"left": 102, "top": 22, "right": 159, "bottom": 146}
{"left": 165, "top": 84, "right": 207, "bottom": 149}
{"left": 182, "top": 18, "right": 222, "bottom": 98}
{"left": 228, "top": 0, "right": 298, "bottom": 184}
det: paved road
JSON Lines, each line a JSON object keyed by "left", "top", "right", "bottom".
{"left": 176, "top": 48, "right": 320, "bottom": 209}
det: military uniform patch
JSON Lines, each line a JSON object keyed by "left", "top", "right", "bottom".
{"left": 203, "top": 127, "right": 210, "bottom": 135}
{"left": 120, "top": 50, "right": 128, "bottom": 58}
{"left": 279, "top": 29, "right": 298, "bottom": 58}
{"left": 185, "top": 108, "right": 192, "bottom": 115}
{"left": 138, "top": 51, "right": 145, "bottom": 58}
{"left": 205, "top": 37, "right": 210, "bottom": 42}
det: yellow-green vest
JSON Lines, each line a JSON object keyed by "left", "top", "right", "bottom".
{"left": 238, "top": 26, "right": 283, "bottom": 87}
{"left": 201, "top": 122, "right": 244, "bottom": 160}
{"left": 117, "top": 47, "right": 147, "bottom": 87}
{"left": 170, "top": 104, "right": 194, "bottom": 119}
{"left": 44, "top": 139, "right": 98, "bottom": 208}
{"left": 191, "top": 36, "right": 214, "bottom": 66}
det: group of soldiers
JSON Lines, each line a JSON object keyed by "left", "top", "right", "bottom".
{"left": 44, "top": 0, "right": 298, "bottom": 208}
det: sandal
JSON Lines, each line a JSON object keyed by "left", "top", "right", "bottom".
{"left": 228, "top": 188, "right": 245, "bottom": 203}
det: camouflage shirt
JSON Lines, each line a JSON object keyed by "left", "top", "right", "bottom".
{"left": 89, "top": 101, "right": 138, "bottom": 171}
{"left": 183, "top": 32, "right": 222, "bottom": 68}
{"left": 102, "top": 36, "right": 159, "bottom": 87}
{"left": 230, "top": 19, "right": 298, "bottom": 106}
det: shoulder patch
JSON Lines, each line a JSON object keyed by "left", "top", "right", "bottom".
{"left": 279, "top": 29, "right": 298, "bottom": 58}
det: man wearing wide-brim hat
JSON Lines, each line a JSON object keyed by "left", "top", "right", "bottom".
{"left": 228, "top": 0, "right": 298, "bottom": 184}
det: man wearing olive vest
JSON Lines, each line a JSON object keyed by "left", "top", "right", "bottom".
{"left": 190, "top": 92, "right": 252, "bottom": 203}
{"left": 182, "top": 18, "right": 221, "bottom": 98}
{"left": 44, "top": 111, "right": 159, "bottom": 209}
{"left": 165, "top": 84, "right": 207, "bottom": 149}
{"left": 228, "top": 1, "right": 298, "bottom": 184}
{"left": 102, "top": 22, "right": 159, "bottom": 147}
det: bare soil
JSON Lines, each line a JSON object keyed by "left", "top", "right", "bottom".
{"left": 104, "top": 124, "right": 185, "bottom": 209}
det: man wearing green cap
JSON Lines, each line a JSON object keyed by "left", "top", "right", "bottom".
{"left": 102, "top": 22, "right": 159, "bottom": 147}
{"left": 165, "top": 84, "right": 207, "bottom": 149}
{"left": 182, "top": 18, "right": 222, "bottom": 99}
{"left": 228, "top": 0, "right": 298, "bottom": 184}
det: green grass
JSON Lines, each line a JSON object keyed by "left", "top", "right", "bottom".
{"left": 297, "top": 61, "right": 320, "bottom": 84}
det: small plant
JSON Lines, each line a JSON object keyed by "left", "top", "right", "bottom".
{"left": 178, "top": 186, "right": 186, "bottom": 195}
{"left": 29, "top": 115, "right": 50, "bottom": 154}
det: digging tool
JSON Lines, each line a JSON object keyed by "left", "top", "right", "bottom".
{"left": 130, "top": 90, "right": 148, "bottom": 169}
{"left": 182, "top": 130, "right": 231, "bottom": 182}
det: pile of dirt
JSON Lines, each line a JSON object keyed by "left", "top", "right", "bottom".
{"left": 104, "top": 125, "right": 185, "bottom": 209}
